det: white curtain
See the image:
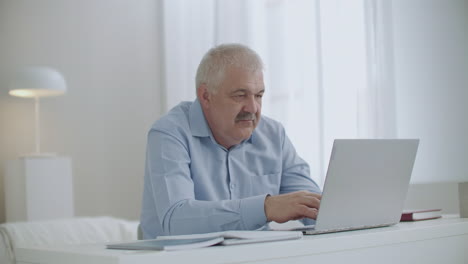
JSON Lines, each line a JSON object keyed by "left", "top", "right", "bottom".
{"left": 159, "top": 0, "right": 395, "bottom": 188}
{"left": 363, "top": 0, "right": 397, "bottom": 139}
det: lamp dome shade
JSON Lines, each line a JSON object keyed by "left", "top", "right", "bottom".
{"left": 9, "top": 67, "right": 67, "bottom": 98}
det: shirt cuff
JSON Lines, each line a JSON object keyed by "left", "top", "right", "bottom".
{"left": 301, "top": 217, "right": 316, "bottom": 226}
{"left": 240, "top": 194, "right": 269, "bottom": 230}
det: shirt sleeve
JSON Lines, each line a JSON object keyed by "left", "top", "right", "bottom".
{"left": 144, "top": 129, "right": 268, "bottom": 236}
{"left": 279, "top": 129, "right": 322, "bottom": 225}
{"left": 280, "top": 130, "right": 322, "bottom": 195}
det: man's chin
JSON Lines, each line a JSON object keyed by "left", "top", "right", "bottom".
{"left": 234, "top": 127, "right": 255, "bottom": 141}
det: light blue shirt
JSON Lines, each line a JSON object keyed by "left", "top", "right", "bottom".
{"left": 140, "top": 99, "right": 321, "bottom": 239}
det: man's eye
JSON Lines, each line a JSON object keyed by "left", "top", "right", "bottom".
{"left": 256, "top": 94, "right": 263, "bottom": 98}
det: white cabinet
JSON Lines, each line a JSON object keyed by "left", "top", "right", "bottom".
{"left": 4, "top": 156, "right": 74, "bottom": 222}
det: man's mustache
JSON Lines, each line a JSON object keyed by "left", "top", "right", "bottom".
{"left": 235, "top": 112, "right": 256, "bottom": 122}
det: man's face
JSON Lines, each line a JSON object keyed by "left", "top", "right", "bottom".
{"left": 199, "top": 66, "right": 265, "bottom": 149}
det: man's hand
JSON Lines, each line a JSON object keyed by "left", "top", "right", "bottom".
{"left": 264, "top": 191, "right": 321, "bottom": 223}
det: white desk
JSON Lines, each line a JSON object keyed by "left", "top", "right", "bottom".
{"left": 16, "top": 217, "right": 468, "bottom": 264}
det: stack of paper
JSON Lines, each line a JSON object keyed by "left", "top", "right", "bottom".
{"left": 107, "top": 230, "right": 303, "bottom": 251}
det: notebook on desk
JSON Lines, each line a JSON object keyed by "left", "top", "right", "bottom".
{"left": 283, "top": 139, "right": 419, "bottom": 235}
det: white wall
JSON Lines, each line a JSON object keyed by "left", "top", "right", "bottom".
{"left": 404, "top": 183, "right": 459, "bottom": 213}
{"left": 393, "top": 0, "right": 468, "bottom": 183}
{"left": 0, "top": 0, "right": 162, "bottom": 222}
{"left": 392, "top": 0, "right": 468, "bottom": 213}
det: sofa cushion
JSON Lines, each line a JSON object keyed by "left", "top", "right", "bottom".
{"left": 0, "top": 217, "right": 138, "bottom": 264}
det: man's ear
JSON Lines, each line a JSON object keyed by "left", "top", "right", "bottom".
{"left": 197, "top": 84, "right": 211, "bottom": 107}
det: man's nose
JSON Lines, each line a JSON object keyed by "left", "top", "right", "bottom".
{"left": 243, "top": 95, "right": 259, "bottom": 113}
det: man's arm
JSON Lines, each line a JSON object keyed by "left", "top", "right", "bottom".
{"left": 142, "top": 130, "right": 268, "bottom": 237}
{"left": 264, "top": 131, "right": 322, "bottom": 224}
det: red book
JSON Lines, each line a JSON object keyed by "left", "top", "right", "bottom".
{"left": 400, "top": 209, "right": 442, "bottom": 221}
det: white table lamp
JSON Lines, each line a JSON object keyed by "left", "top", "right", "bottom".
{"left": 5, "top": 66, "right": 74, "bottom": 222}
{"left": 9, "top": 66, "right": 67, "bottom": 156}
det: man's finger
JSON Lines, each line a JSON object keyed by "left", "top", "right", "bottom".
{"left": 304, "top": 192, "right": 322, "bottom": 200}
{"left": 297, "top": 205, "right": 319, "bottom": 220}
{"left": 297, "top": 195, "right": 321, "bottom": 209}
{"left": 296, "top": 191, "right": 321, "bottom": 199}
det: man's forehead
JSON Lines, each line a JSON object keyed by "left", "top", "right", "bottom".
{"left": 224, "top": 66, "right": 262, "bottom": 78}
{"left": 222, "top": 68, "right": 264, "bottom": 92}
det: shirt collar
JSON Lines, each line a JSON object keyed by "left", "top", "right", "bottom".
{"left": 189, "top": 98, "right": 212, "bottom": 137}
{"left": 189, "top": 98, "right": 255, "bottom": 145}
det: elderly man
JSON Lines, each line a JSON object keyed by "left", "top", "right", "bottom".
{"left": 140, "top": 44, "right": 321, "bottom": 238}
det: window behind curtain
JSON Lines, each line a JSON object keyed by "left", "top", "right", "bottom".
{"left": 160, "top": 0, "right": 393, "bottom": 188}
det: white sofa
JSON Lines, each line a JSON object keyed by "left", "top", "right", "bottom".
{"left": 0, "top": 217, "right": 139, "bottom": 264}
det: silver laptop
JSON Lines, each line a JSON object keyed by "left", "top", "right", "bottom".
{"left": 299, "top": 139, "right": 419, "bottom": 235}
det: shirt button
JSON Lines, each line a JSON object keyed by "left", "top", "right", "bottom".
{"left": 230, "top": 183, "right": 235, "bottom": 189}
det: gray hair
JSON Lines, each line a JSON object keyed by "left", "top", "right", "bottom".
{"left": 195, "top": 43, "right": 264, "bottom": 94}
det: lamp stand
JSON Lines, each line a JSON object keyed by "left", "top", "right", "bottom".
{"left": 35, "top": 96, "right": 40, "bottom": 154}
{"left": 25, "top": 96, "right": 56, "bottom": 157}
